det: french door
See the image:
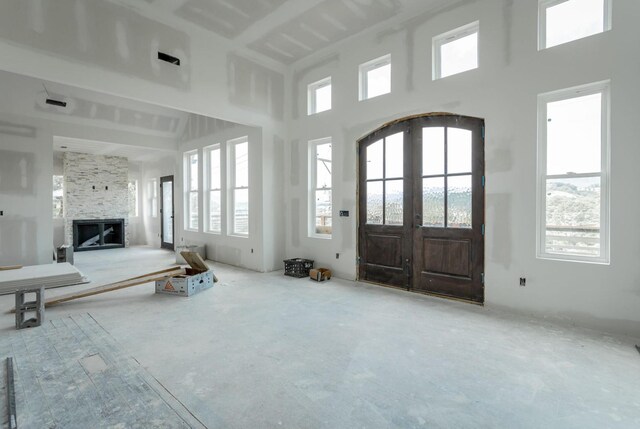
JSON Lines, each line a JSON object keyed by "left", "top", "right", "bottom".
{"left": 160, "top": 175, "right": 174, "bottom": 250}
{"left": 358, "top": 114, "right": 485, "bottom": 303}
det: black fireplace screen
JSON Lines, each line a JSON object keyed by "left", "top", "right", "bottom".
{"left": 73, "top": 219, "right": 124, "bottom": 251}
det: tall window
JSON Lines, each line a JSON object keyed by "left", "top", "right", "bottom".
{"left": 149, "top": 179, "right": 158, "bottom": 218}
{"left": 205, "top": 144, "right": 222, "bottom": 233}
{"left": 537, "top": 81, "right": 609, "bottom": 263}
{"left": 128, "top": 180, "right": 139, "bottom": 217}
{"left": 308, "top": 77, "right": 332, "bottom": 115}
{"left": 184, "top": 150, "right": 199, "bottom": 230}
{"left": 539, "top": 0, "right": 611, "bottom": 49}
{"left": 359, "top": 54, "right": 391, "bottom": 101}
{"left": 433, "top": 21, "right": 479, "bottom": 80}
{"left": 52, "top": 175, "right": 63, "bottom": 218}
{"left": 309, "top": 138, "right": 332, "bottom": 237}
{"left": 229, "top": 138, "right": 249, "bottom": 236}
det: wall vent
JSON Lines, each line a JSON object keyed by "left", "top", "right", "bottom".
{"left": 157, "top": 52, "right": 180, "bottom": 66}
{"left": 46, "top": 98, "right": 67, "bottom": 108}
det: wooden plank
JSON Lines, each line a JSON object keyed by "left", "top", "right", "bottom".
{"left": 44, "top": 268, "right": 184, "bottom": 308}
{"left": 180, "top": 251, "right": 208, "bottom": 272}
{"left": 9, "top": 267, "right": 184, "bottom": 312}
{"left": 0, "top": 265, "right": 22, "bottom": 271}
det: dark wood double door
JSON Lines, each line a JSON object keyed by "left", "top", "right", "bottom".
{"left": 358, "top": 114, "right": 485, "bottom": 303}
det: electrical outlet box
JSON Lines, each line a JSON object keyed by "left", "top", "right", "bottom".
{"left": 519, "top": 277, "right": 526, "bottom": 287}
{"left": 336, "top": 253, "right": 340, "bottom": 259}
{"left": 339, "top": 210, "right": 349, "bottom": 217}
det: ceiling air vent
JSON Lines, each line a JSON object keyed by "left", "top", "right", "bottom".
{"left": 158, "top": 52, "right": 180, "bottom": 66}
{"left": 46, "top": 98, "right": 67, "bottom": 108}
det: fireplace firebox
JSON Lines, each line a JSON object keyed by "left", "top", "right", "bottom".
{"left": 73, "top": 219, "right": 124, "bottom": 251}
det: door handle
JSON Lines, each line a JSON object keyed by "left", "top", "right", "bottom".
{"left": 415, "top": 224, "right": 423, "bottom": 229}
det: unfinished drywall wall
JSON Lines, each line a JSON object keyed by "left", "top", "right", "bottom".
{"left": 285, "top": 0, "right": 640, "bottom": 336}
{"left": 0, "top": 115, "right": 53, "bottom": 266}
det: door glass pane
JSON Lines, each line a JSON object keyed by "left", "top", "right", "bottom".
{"left": 208, "top": 190, "right": 221, "bottom": 233}
{"left": 234, "top": 188, "right": 249, "bottom": 234}
{"left": 423, "top": 127, "right": 445, "bottom": 176}
{"left": 547, "top": 93, "right": 601, "bottom": 175}
{"left": 423, "top": 177, "right": 444, "bottom": 227}
{"left": 447, "top": 175, "right": 472, "bottom": 228}
{"left": 447, "top": 128, "right": 472, "bottom": 174}
{"left": 162, "top": 181, "right": 173, "bottom": 244}
{"left": 366, "top": 181, "right": 383, "bottom": 224}
{"left": 385, "top": 179, "right": 403, "bottom": 225}
{"left": 367, "top": 140, "right": 383, "bottom": 180}
{"left": 385, "top": 132, "right": 403, "bottom": 178}
{"left": 545, "top": 176, "right": 601, "bottom": 257}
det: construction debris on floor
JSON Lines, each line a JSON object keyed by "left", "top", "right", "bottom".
{"left": 0, "top": 263, "right": 87, "bottom": 295}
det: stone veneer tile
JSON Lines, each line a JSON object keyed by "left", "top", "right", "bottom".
{"left": 63, "top": 152, "right": 130, "bottom": 247}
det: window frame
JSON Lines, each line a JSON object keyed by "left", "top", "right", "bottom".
{"left": 307, "top": 77, "right": 332, "bottom": 115}
{"left": 536, "top": 80, "right": 610, "bottom": 264}
{"left": 432, "top": 21, "right": 479, "bottom": 80}
{"left": 228, "top": 137, "right": 249, "bottom": 237}
{"left": 538, "top": 0, "right": 612, "bottom": 50}
{"left": 308, "top": 137, "right": 333, "bottom": 239}
{"left": 359, "top": 54, "right": 391, "bottom": 101}
{"left": 204, "top": 143, "right": 223, "bottom": 234}
{"left": 184, "top": 150, "right": 199, "bottom": 231}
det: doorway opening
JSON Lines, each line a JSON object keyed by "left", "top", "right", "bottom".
{"left": 357, "top": 113, "right": 485, "bottom": 303}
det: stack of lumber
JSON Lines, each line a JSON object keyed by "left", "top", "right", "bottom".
{"left": 0, "top": 263, "right": 86, "bottom": 294}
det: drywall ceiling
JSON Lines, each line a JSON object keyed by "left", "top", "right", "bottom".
{"left": 116, "top": 0, "right": 443, "bottom": 64}
{"left": 53, "top": 136, "right": 171, "bottom": 162}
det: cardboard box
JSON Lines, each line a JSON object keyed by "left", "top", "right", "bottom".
{"left": 155, "top": 270, "right": 214, "bottom": 297}
{"left": 309, "top": 268, "right": 331, "bottom": 282}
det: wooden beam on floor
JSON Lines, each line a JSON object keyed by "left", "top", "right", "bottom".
{"left": 9, "top": 267, "right": 184, "bottom": 312}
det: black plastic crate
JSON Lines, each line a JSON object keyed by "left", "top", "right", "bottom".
{"left": 284, "top": 258, "right": 314, "bottom": 278}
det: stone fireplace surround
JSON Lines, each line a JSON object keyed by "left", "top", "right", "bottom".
{"left": 63, "top": 152, "right": 130, "bottom": 248}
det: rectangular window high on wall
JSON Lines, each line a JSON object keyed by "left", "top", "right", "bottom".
{"left": 309, "top": 138, "right": 332, "bottom": 237}
{"left": 184, "top": 150, "right": 199, "bottom": 231}
{"left": 149, "top": 178, "right": 158, "bottom": 218}
{"left": 205, "top": 144, "right": 222, "bottom": 234}
{"left": 229, "top": 137, "right": 249, "bottom": 236}
{"left": 308, "top": 77, "right": 332, "bottom": 115}
{"left": 359, "top": 54, "right": 391, "bottom": 101}
{"left": 537, "top": 81, "right": 610, "bottom": 263}
{"left": 433, "top": 21, "right": 479, "bottom": 80}
{"left": 539, "top": 0, "right": 612, "bottom": 50}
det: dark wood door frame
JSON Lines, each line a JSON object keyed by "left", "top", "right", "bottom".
{"left": 357, "top": 113, "right": 485, "bottom": 304}
{"left": 160, "top": 175, "right": 174, "bottom": 251}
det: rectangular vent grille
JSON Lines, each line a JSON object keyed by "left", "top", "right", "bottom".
{"left": 46, "top": 99, "right": 67, "bottom": 108}
{"left": 158, "top": 52, "right": 180, "bottom": 66}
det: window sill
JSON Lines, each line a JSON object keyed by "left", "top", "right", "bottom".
{"left": 204, "top": 231, "right": 222, "bottom": 236}
{"left": 537, "top": 253, "right": 610, "bottom": 266}
{"left": 309, "top": 234, "right": 332, "bottom": 240}
{"left": 228, "top": 233, "right": 249, "bottom": 239}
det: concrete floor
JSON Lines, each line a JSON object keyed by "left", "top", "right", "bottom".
{"left": 1, "top": 246, "right": 639, "bottom": 428}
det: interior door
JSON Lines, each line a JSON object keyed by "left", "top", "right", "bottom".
{"left": 412, "top": 116, "right": 484, "bottom": 303}
{"left": 160, "top": 175, "right": 174, "bottom": 250}
{"left": 358, "top": 114, "right": 485, "bottom": 303}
